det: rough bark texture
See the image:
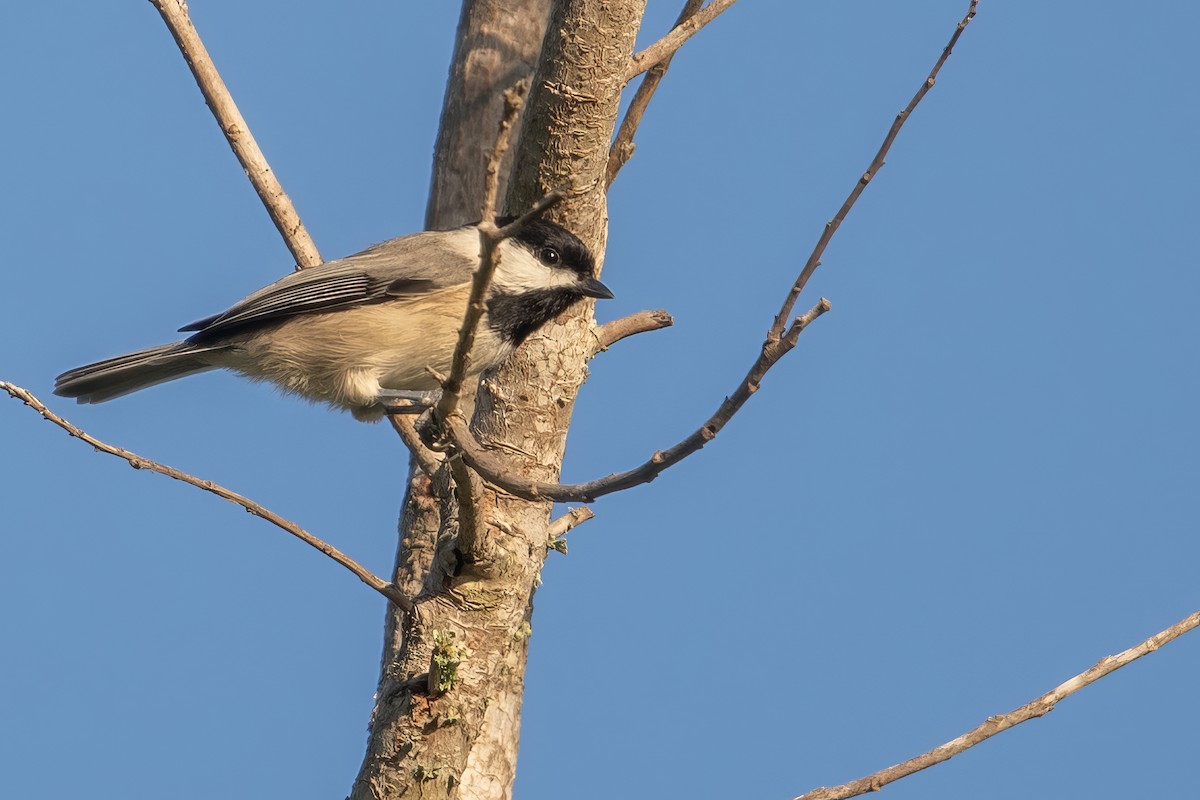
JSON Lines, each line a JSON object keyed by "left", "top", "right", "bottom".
{"left": 454, "top": 3, "right": 648, "bottom": 787}
{"left": 425, "top": 0, "right": 555, "bottom": 233}
{"left": 380, "top": 0, "right": 555, "bottom": 678}
{"left": 350, "top": 2, "right": 654, "bottom": 799}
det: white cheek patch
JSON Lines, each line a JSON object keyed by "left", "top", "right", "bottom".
{"left": 493, "top": 247, "right": 581, "bottom": 294}
{"left": 444, "top": 227, "right": 582, "bottom": 295}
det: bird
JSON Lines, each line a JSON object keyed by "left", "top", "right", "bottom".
{"left": 54, "top": 220, "right": 612, "bottom": 421}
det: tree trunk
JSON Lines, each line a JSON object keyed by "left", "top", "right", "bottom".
{"left": 351, "top": 2, "right": 645, "bottom": 798}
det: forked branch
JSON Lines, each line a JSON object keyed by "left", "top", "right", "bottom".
{"left": 770, "top": 0, "right": 979, "bottom": 339}
{"left": 625, "top": 0, "right": 740, "bottom": 83}
{"left": 607, "top": 0, "right": 706, "bottom": 186}
{"left": 431, "top": 80, "right": 573, "bottom": 428}
{"left": 440, "top": 0, "right": 980, "bottom": 502}
{"left": 434, "top": 80, "right": 537, "bottom": 424}
{"left": 446, "top": 298, "right": 830, "bottom": 502}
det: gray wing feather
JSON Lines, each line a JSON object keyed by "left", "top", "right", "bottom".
{"left": 180, "top": 230, "right": 475, "bottom": 339}
{"left": 55, "top": 342, "right": 228, "bottom": 404}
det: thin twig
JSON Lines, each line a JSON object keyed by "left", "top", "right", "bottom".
{"left": 547, "top": 507, "right": 595, "bottom": 539}
{"left": 425, "top": 125, "right": 566, "bottom": 508}
{"left": 590, "top": 309, "right": 675, "bottom": 355}
{"left": 607, "top": 0, "right": 705, "bottom": 186}
{"left": 499, "top": 193, "right": 566, "bottom": 238}
{"left": 625, "top": 0, "right": 740, "bottom": 84}
{"left": 793, "top": 609, "right": 1200, "bottom": 800}
{"left": 428, "top": 80, "right": 566, "bottom": 544}
{"left": 434, "top": 81, "right": 531, "bottom": 424}
{"left": 448, "top": 299, "right": 830, "bottom": 502}
{"left": 440, "top": 0, "right": 975, "bottom": 503}
{"left": 769, "top": 0, "right": 979, "bottom": 340}
{"left": 147, "top": 0, "right": 322, "bottom": 269}
{"left": 1, "top": 381, "right": 410, "bottom": 611}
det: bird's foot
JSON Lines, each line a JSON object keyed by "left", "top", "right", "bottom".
{"left": 378, "top": 389, "right": 439, "bottom": 415}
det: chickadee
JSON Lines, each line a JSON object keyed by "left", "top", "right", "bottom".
{"left": 54, "top": 220, "right": 612, "bottom": 420}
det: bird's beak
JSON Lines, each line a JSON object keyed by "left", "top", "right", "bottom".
{"left": 579, "top": 277, "right": 614, "bottom": 300}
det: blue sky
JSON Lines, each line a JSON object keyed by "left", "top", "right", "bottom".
{"left": 2, "top": 2, "right": 1198, "bottom": 798}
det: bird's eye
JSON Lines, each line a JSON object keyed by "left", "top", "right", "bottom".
{"left": 538, "top": 246, "right": 561, "bottom": 267}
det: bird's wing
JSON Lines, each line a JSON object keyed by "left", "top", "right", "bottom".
{"left": 179, "top": 231, "right": 475, "bottom": 340}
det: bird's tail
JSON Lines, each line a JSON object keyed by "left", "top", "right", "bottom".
{"left": 54, "top": 342, "right": 226, "bottom": 404}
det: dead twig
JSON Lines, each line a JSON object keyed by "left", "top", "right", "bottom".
{"left": 436, "top": 0, "right": 980, "bottom": 503}
{"left": 607, "top": 0, "right": 706, "bottom": 186}
{"left": 590, "top": 309, "right": 675, "bottom": 355}
{"left": 793, "top": 608, "right": 1200, "bottom": 800}
{"left": 447, "top": 299, "right": 830, "bottom": 502}
{"left": 425, "top": 80, "right": 568, "bottom": 542}
{"left": 1, "top": 381, "right": 410, "bottom": 611}
{"left": 625, "top": 0, "right": 739, "bottom": 84}
{"left": 770, "top": 0, "right": 979, "bottom": 339}
{"left": 147, "top": 0, "right": 321, "bottom": 269}
{"left": 434, "top": 80, "right": 565, "bottom": 425}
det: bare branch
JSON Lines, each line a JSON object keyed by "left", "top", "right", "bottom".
{"left": 147, "top": 0, "right": 322, "bottom": 269}
{"left": 547, "top": 507, "right": 595, "bottom": 539}
{"left": 625, "top": 0, "right": 740, "bottom": 84}
{"left": 447, "top": 299, "right": 830, "bottom": 502}
{"left": 441, "top": 0, "right": 981, "bottom": 503}
{"left": 434, "top": 81, "right": 531, "bottom": 423}
{"left": 590, "top": 309, "right": 674, "bottom": 355}
{"left": 794, "top": 609, "right": 1200, "bottom": 800}
{"left": 769, "top": 0, "right": 979, "bottom": 340}
{"left": 481, "top": 84, "right": 528, "bottom": 229}
{"left": 1, "top": 381, "right": 410, "bottom": 611}
{"left": 607, "top": 0, "right": 705, "bottom": 186}
{"left": 429, "top": 80, "right": 573, "bottom": 547}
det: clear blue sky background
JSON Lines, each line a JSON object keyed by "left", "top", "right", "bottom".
{"left": 2, "top": 2, "right": 1197, "bottom": 798}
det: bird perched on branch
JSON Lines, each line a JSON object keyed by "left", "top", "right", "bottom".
{"left": 55, "top": 220, "right": 612, "bottom": 420}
